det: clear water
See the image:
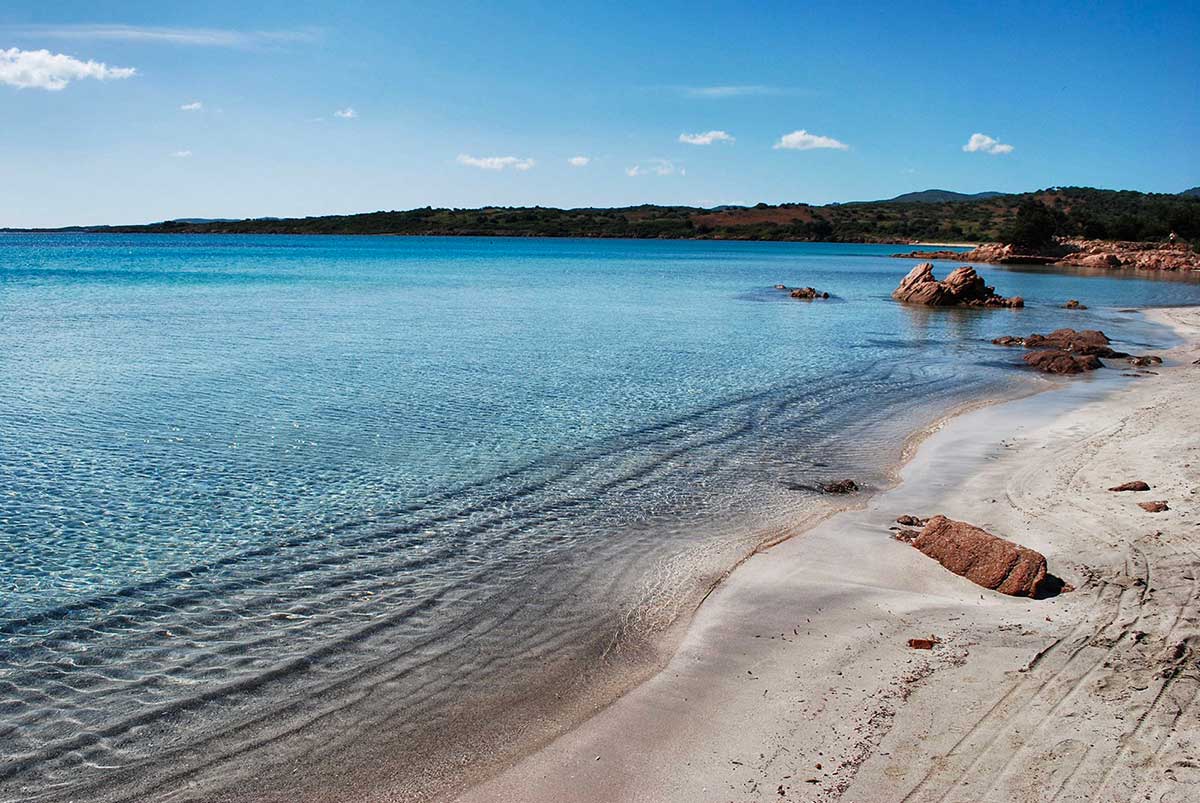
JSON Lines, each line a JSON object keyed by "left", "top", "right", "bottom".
{"left": 1, "top": 234, "right": 1197, "bottom": 801}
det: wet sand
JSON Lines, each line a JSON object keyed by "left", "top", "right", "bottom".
{"left": 456, "top": 306, "right": 1200, "bottom": 803}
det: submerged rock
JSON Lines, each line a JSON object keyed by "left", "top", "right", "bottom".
{"left": 910, "top": 515, "right": 1048, "bottom": 597}
{"left": 1064, "top": 299, "right": 1088, "bottom": 310}
{"left": 1023, "top": 350, "right": 1103, "bottom": 374}
{"left": 1128, "top": 355, "right": 1163, "bottom": 367}
{"left": 892, "top": 263, "right": 1023, "bottom": 308}
{"left": 821, "top": 479, "right": 859, "bottom": 494}
{"left": 896, "top": 514, "right": 927, "bottom": 527}
{"left": 789, "top": 286, "right": 830, "bottom": 300}
{"left": 1109, "top": 480, "right": 1151, "bottom": 492}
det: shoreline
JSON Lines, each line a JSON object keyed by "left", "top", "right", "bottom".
{"left": 455, "top": 306, "right": 1200, "bottom": 802}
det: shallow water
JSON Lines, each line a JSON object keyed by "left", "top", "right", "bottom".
{"left": 1, "top": 234, "right": 1197, "bottom": 801}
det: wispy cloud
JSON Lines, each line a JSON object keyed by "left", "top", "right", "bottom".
{"left": 171, "top": 150, "right": 193, "bottom": 158}
{"left": 3, "top": 24, "right": 318, "bottom": 48}
{"left": 180, "top": 100, "right": 203, "bottom": 111}
{"left": 0, "top": 47, "right": 135, "bottom": 90}
{"left": 773, "top": 129, "right": 849, "bottom": 151}
{"left": 680, "top": 85, "right": 792, "bottom": 99}
{"left": 334, "top": 107, "right": 357, "bottom": 119}
{"left": 626, "top": 159, "right": 682, "bottom": 177}
{"left": 457, "top": 154, "right": 536, "bottom": 171}
{"left": 679, "top": 130, "right": 734, "bottom": 145}
{"left": 963, "top": 132, "right": 1013, "bottom": 155}
{"left": 567, "top": 155, "right": 591, "bottom": 167}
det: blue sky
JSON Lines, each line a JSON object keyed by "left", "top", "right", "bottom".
{"left": 1, "top": 0, "right": 1197, "bottom": 227}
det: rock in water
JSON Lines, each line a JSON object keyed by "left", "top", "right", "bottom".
{"left": 1023, "top": 329, "right": 1125, "bottom": 357}
{"left": 891, "top": 263, "right": 1023, "bottom": 308}
{"left": 821, "top": 479, "right": 859, "bottom": 494}
{"left": 1064, "top": 299, "right": 1088, "bottom": 309}
{"left": 1023, "top": 350, "right": 1103, "bottom": 374}
{"left": 1109, "top": 480, "right": 1151, "bottom": 492}
{"left": 910, "top": 515, "right": 1048, "bottom": 597}
{"left": 789, "top": 286, "right": 830, "bottom": 300}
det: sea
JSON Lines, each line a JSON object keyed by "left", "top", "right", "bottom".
{"left": 1, "top": 234, "right": 1198, "bottom": 801}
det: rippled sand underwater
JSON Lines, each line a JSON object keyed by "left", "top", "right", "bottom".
{"left": 1, "top": 234, "right": 1196, "bottom": 801}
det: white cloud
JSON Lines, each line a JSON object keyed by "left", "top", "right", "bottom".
{"left": 567, "top": 155, "right": 591, "bottom": 167}
{"left": 682, "top": 85, "right": 786, "bottom": 98}
{"left": 626, "top": 159, "right": 681, "bottom": 177}
{"left": 180, "top": 100, "right": 203, "bottom": 111}
{"left": 3, "top": 24, "right": 318, "bottom": 48}
{"left": 679, "top": 130, "right": 734, "bottom": 145}
{"left": 0, "top": 47, "right": 135, "bottom": 90}
{"left": 963, "top": 132, "right": 1013, "bottom": 155}
{"left": 773, "top": 129, "right": 849, "bottom": 151}
{"left": 171, "top": 150, "right": 193, "bottom": 158}
{"left": 334, "top": 107, "right": 357, "bottom": 119}
{"left": 457, "top": 154, "right": 536, "bottom": 171}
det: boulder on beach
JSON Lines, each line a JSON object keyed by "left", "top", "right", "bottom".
{"left": 1023, "top": 350, "right": 1103, "bottom": 374}
{"left": 1109, "top": 480, "right": 1151, "bottom": 492}
{"left": 1139, "top": 501, "right": 1170, "bottom": 513}
{"left": 909, "top": 515, "right": 1048, "bottom": 597}
{"left": 891, "top": 263, "right": 1023, "bottom": 308}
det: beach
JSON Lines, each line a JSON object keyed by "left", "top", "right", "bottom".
{"left": 457, "top": 305, "right": 1200, "bottom": 803}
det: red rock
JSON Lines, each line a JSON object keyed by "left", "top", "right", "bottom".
{"left": 958, "top": 238, "right": 1200, "bottom": 273}
{"left": 892, "top": 263, "right": 1023, "bottom": 308}
{"left": 1023, "top": 350, "right": 1103, "bottom": 374}
{"left": 1139, "top": 501, "right": 1169, "bottom": 513}
{"left": 1109, "top": 480, "right": 1151, "bottom": 492}
{"left": 910, "top": 515, "right": 1048, "bottom": 597}
{"left": 907, "top": 638, "right": 938, "bottom": 650}
{"left": 1023, "top": 329, "right": 1124, "bottom": 356}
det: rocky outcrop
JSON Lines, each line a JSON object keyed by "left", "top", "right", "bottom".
{"left": 909, "top": 515, "right": 1048, "bottom": 597}
{"left": 910, "top": 239, "right": 1200, "bottom": 272}
{"left": 1109, "top": 480, "right": 1151, "bottom": 492}
{"left": 992, "top": 328, "right": 1162, "bottom": 374}
{"left": 892, "top": 263, "right": 1024, "bottom": 308}
{"left": 1023, "top": 350, "right": 1103, "bottom": 374}
{"left": 1139, "top": 501, "right": 1170, "bottom": 513}
{"left": 775, "top": 285, "right": 831, "bottom": 300}
{"left": 1064, "top": 299, "right": 1087, "bottom": 309}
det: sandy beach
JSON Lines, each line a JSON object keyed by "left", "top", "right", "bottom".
{"left": 456, "top": 306, "right": 1200, "bottom": 803}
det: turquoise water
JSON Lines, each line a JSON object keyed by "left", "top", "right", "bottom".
{"left": 1, "top": 234, "right": 1197, "bottom": 801}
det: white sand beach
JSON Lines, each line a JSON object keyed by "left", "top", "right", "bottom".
{"left": 456, "top": 306, "right": 1200, "bottom": 803}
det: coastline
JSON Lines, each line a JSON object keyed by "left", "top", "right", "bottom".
{"left": 455, "top": 306, "right": 1200, "bottom": 803}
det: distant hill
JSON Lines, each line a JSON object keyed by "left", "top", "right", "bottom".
{"left": 8, "top": 187, "right": 1199, "bottom": 244}
{"left": 1181, "top": 187, "right": 1200, "bottom": 198}
{"left": 164, "top": 218, "right": 240, "bottom": 225}
{"left": 883, "top": 189, "right": 1008, "bottom": 204}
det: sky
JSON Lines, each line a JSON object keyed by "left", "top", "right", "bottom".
{"left": 1, "top": 0, "right": 1197, "bottom": 227}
